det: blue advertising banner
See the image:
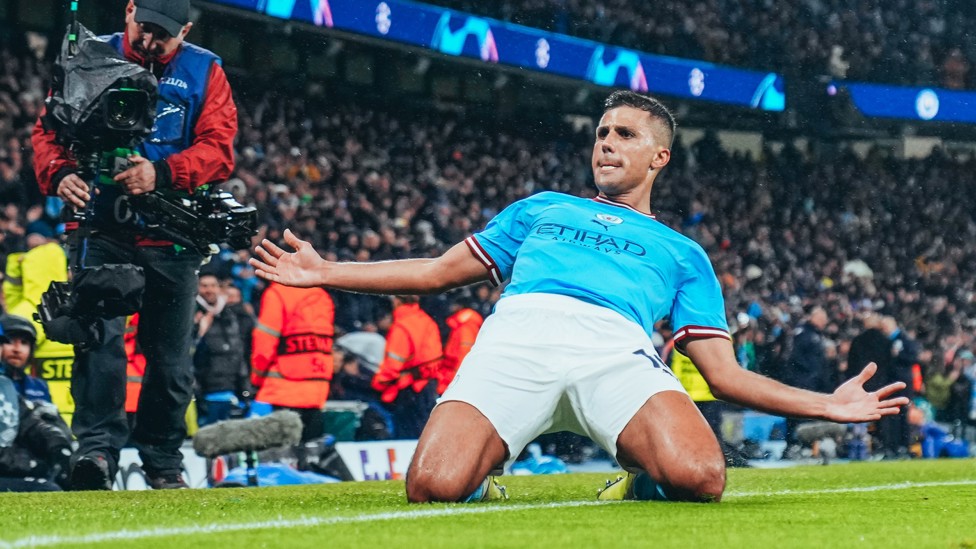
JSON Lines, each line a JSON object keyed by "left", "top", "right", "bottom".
{"left": 829, "top": 80, "right": 976, "bottom": 124}
{"left": 204, "top": 0, "right": 786, "bottom": 111}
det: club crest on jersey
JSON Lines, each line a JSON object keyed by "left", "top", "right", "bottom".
{"left": 596, "top": 214, "right": 623, "bottom": 225}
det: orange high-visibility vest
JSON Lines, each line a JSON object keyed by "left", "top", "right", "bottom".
{"left": 372, "top": 303, "right": 443, "bottom": 403}
{"left": 438, "top": 308, "right": 483, "bottom": 394}
{"left": 124, "top": 313, "right": 145, "bottom": 413}
{"left": 251, "top": 283, "right": 335, "bottom": 409}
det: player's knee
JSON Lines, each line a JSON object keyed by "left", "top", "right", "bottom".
{"left": 690, "top": 459, "right": 726, "bottom": 502}
{"left": 665, "top": 456, "right": 726, "bottom": 503}
{"left": 405, "top": 465, "right": 472, "bottom": 503}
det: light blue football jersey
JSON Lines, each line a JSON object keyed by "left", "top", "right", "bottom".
{"left": 466, "top": 191, "right": 729, "bottom": 342}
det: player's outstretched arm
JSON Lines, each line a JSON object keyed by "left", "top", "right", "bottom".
{"left": 250, "top": 229, "right": 490, "bottom": 294}
{"left": 684, "top": 337, "right": 909, "bottom": 423}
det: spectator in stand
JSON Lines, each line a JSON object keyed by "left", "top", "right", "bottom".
{"left": 943, "top": 349, "right": 974, "bottom": 440}
{"left": 251, "top": 281, "right": 335, "bottom": 442}
{"left": 847, "top": 313, "right": 892, "bottom": 391}
{"left": 784, "top": 306, "right": 831, "bottom": 392}
{"left": 193, "top": 273, "right": 249, "bottom": 426}
{"left": 371, "top": 295, "right": 443, "bottom": 439}
{"left": 781, "top": 306, "right": 830, "bottom": 454}
{"left": 924, "top": 349, "right": 959, "bottom": 422}
{"left": 881, "top": 316, "right": 920, "bottom": 458}
{"left": 221, "top": 279, "right": 256, "bottom": 403}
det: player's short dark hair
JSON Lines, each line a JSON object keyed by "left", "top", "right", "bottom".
{"left": 603, "top": 90, "right": 676, "bottom": 146}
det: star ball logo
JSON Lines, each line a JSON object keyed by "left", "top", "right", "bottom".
{"left": 688, "top": 68, "right": 705, "bottom": 97}
{"left": 376, "top": 2, "right": 391, "bottom": 35}
{"left": 535, "top": 39, "right": 550, "bottom": 69}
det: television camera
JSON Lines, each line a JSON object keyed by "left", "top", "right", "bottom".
{"left": 35, "top": 17, "right": 256, "bottom": 348}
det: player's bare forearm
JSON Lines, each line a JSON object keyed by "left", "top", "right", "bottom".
{"left": 683, "top": 337, "right": 908, "bottom": 423}
{"left": 324, "top": 252, "right": 487, "bottom": 295}
{"left": 252, "top": 231, "right": 489, "bottom": 294}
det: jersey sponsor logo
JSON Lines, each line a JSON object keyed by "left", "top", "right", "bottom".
{"left": 535, "top": 222, "right": 646, "bottom": 256}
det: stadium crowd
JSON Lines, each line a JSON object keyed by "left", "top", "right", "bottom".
{"left": 0, "top": 25, "right": 974, "bottom": 464}
{"left": 429, "top": 0, "right": 976, "bottom": 89}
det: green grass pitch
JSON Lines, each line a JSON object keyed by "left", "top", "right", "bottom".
{"left": 1, "top": 459, "right": 973, "bottom": 548}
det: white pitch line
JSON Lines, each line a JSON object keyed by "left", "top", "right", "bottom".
{"left": 0, "top": 501, "right": 604, "bottom": 549}
{"left": 725, "top": 478, "right": 976, "bottom": 498}
{"left": 2, "top": 479, "right": 974, "bottom": 548}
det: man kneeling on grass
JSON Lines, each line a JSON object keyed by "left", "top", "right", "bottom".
{"left": 250, "top": 91, "right": 909, "bottom": 503}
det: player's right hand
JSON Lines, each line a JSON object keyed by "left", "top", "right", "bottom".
{"left": 57, "top": 173, "right": 92, "bottom": 208}
{"left": 250, "top": 229, "right": 325, "bottom": 288}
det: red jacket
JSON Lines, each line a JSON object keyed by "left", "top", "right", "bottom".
{"left": 372, "top": 303, "right": 443, "bottom": 403}
{"left": 32, "top": 29, "right": 236, "bottom": 198}
{"left": 251, "top": 283, "right": 335, "bottom": 409}
{"left": 438, "top": 308, "right": 483, "bottom": 394}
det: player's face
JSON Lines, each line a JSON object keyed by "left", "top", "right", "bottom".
{"left": 592, "top": 106, "right": 669, "bottom": 195}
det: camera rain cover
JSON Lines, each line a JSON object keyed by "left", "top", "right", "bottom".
{"left": 44, "top": 23, "right": 158, "bottom": 147}
{"left": 71, "top": 264, "right": 146, "bottom": 318}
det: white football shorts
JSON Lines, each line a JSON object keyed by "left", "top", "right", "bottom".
{"left": 438, "top": 292, "right": 686, "bottom": 464}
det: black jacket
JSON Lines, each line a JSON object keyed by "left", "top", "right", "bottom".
{"left": 784, "top": 322, "right": 828, "bottom": 392}
{"left": 194, "top": 302, "right": 248, "bottom": 396}
{"left": 847, "top": 328, "right": 892, "bottom": 392}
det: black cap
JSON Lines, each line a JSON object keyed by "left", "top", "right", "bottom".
{"left": 134, "top": 0, "right": 190, "bottom": 38}
{"left": 1, "top": 315, "right": 37, "bottom": 343}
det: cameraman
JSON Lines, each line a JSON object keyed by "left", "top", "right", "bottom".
{"left": 0, "top": 377, "right": 73, "bottom": 492}
{"left": 31, "top": 0, "right": 237, "bottom": 490}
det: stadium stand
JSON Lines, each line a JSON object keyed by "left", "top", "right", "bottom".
{"left": 427, "top": 0, "right": 976, "bottom": 88}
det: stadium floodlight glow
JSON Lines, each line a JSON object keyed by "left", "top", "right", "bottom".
{"left": 206, "top": 0, "right": 787, "bottom": 111}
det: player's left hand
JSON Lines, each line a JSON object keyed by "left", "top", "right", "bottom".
{"left": 114, "top": 155, "right": 156, "bottom": 195}
{"left": 824, "top": 362, "right": 910, "bottom": 423}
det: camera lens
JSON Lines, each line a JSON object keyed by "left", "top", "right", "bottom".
{"left": 102, "top": 89, "right": 149, "bottom": 131}
{"left": 107, "top": 96, "right": 138, "bottom": 128}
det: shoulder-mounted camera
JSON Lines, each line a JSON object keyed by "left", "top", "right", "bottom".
{"left": 42, "top": 23, "right": 157, "bottom": 153}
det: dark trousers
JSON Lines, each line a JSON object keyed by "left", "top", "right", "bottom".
{"left": 272, "top": 405, "right": 326, "bottom": 442}
{"left": 69, "top": 235, "right": 201, "bottom": 476}
{"left": 0, "top": 477, "right": 62, "bottom": 492}
{"left": 385, "top": 380, "right": 437, "bottom": 440}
